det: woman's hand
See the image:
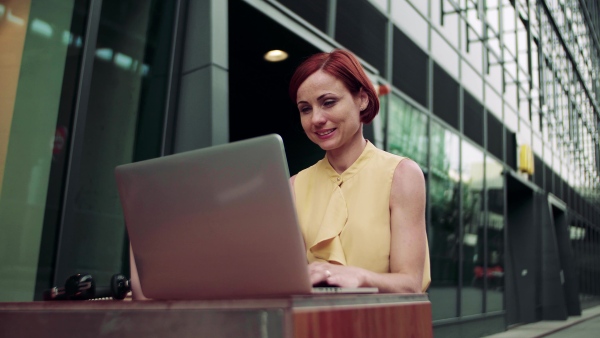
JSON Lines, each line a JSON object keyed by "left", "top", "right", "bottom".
{"left": 308, "top": 261, "right": 367, "bottom": 288}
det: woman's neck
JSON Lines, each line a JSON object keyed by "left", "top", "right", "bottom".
{"left": 326, "top": 130, "right": 367, "bottom": 175}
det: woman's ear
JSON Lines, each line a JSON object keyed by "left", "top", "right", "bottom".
{"left": 358, "top": 88, "right": 369, "bottom": 111}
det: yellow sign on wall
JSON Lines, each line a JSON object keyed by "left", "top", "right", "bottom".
{"left": 518, "top": 144, "right": 535, "bottom": 175}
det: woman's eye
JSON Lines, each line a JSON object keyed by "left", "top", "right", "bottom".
{"left": 323, "top": 100, "right": 335, "bottom": 107}
{"left": 299, "top": 106, "right": 311, "bottom": 114}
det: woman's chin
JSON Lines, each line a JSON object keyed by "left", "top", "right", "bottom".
{"left": 315, "top": 141, "right": 338, "bottom": 151}
{"left": 309, "top": 133, "right": 341, "bottom": 151}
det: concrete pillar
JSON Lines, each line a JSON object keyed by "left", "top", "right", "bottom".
{"left": 174, "top": 0, "right": 228, "bottom": 152}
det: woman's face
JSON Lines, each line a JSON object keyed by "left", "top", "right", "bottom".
{"left": 296, "top": 70, "right": 367, "bottom": 151}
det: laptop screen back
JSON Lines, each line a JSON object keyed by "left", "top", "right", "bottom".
{"left": 115, "top": 134, "right": 312, "bottom": 299}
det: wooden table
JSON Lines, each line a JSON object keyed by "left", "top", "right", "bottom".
{"left": 0, "top": 294, "right": 432, "bottom": 337}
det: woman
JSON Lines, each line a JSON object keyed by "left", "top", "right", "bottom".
{"left": 130, "top": 49, "right": 429, "bottom": 299}
{"left": 289, "top": 49, "right": 430, "bottom": 293}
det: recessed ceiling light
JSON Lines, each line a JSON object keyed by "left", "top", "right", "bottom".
{"left": 264, "top": 50, "right": 288, "bottom": 62}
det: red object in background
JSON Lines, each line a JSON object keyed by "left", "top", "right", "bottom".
{"left": 474, "top": 266, "right": 504, "bottom": 279}
{"left": 377, "top": 84, "right": 391, "bottom": 96}
{"left": 53, "top": 126, "right": 68, "bottom": 155}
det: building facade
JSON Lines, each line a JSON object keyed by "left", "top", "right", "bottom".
{"left": 0, "top": 0, "right": 599, "bottom": 336}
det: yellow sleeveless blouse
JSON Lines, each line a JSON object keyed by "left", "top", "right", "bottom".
{"left": 293, "top": 141, "right": 431, "bottom": 292}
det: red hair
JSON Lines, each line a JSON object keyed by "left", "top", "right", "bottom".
{"left": 289, "top": 49, "right": 380, "bottom": 124}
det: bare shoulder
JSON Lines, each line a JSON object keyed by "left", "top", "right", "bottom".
{"left": 289, "top": 174, "right": 297, "bottom": 187}
{"left": 390, "top": 159, "right": 426, "bottom": 205}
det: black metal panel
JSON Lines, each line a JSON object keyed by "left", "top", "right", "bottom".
{"left": 549, "top": 198, "right": 582, "bottom": 316}
{"left": 433, "top": 63, "right": 459, "bottom": 130}
{"left": 278, "top": 0, "right": 328, "bottom": 32}
{"left": 534, "top": 154, "right": 543, "bottom": 188}
{"left": 558, "top": 177, "right": 565, "bottom": 202}
{"left": 335, "top": 0, "right": 387, "bottom": 73}
{"left": 463, "top": 90, "right": 484, "bottom": 147}
{"left": 539, "top": 193, "right": 568, "bottom": 320}
{"left": 506, "top": 130, "right": 517, "bottom": 170}
{"left": 487, "top": 113, "right": 503, "bottom": 161}
{"left": 392, "top": 27, "right": 428, "bottom": 107}
{"left": 506, "top": 173, "right": 538, "bottom": 325}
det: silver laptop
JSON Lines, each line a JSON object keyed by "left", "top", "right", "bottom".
{"left": 115, "top": 134, "right": 377, "bottom": 300}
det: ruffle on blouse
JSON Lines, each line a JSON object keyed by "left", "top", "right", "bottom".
{"left": 307, "top": 184, "right": 348, "bottom": 265}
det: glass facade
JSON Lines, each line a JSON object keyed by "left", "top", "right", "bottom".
{"left": 1, "top": 0, "right": 599, "bottom": 336}
{"left": 461, "top": 140, "right": 485, "bottom": 316}
{"left": 387, "top": 95, "right": 428, "bottom": 167}
{"left": 0, "top": 0, "right": 82, "bottom": 301}
{"left": 0, "top": 0, "right": 177, "bottom": 301}
{"left": 429, "top": 121, "right": 460, "bottom": 320}
{"left": 51, "top": 0, "right": 177, "bottom": 291}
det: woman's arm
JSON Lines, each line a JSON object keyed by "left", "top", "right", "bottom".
{"left": 308, "top": 159, "right": 427, "bottom": 293}
{"left": 129, "top": 244, "right": 149, "bottom": 300}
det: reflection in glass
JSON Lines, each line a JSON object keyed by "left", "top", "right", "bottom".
{"left": 0, "top": 0, "right": 80, "bottom": 301}
{"left": 59, "top": 0, "right": 176, "bottom": 284}
{"left": 485, "top": 156, "right": 505, "bottom": 312}
{"left": 387, "top": 95, "right": 428, "bottom": 167}
{"left": 428, "top": 122, "right": 460, "bottom": 320}
{"left": 461, "top": 141, "right": 484, "bottom": 316}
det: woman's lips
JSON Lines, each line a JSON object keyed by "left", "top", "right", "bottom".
{"left": 315, "top": 128, "right": 336, "bottom": 139}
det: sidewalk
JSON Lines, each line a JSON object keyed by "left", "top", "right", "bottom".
{"left": 484, "top": 305, "right": 600, "bottom": 337}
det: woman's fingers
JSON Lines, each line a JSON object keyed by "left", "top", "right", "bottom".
{"left": 308, "top": 262, "right": 333, "bottom": 284}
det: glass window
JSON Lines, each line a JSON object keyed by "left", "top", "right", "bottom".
{"left": 431, "top": 0, "right": 460, "bottom": 47}
{"left": 485, "top": 155, "right": 505, "bottom": 312}
{"left": 407, "top": 0, "right": 428, "bottom": 17}
{"left": 462, "top": 60, "right": 483, "bottom": 102}
{"left": 505, "top": 82, "right": 519, "bottom": 113}
{"left": 505, "top": 104, "right": 518, "bottom": 133}
{"left": 0, "top": 0, "right": 83, "bottom": 301}
{"left": 461, "top": 140, "right": 484, "bottom": 316}
{"left": 533, "top": 135, "right": 542, "bottom": 159}
{"left": 486, "top": 53, "right": 504, "bottom": 94}
{"left": 387, "top": 95, "right": 428, "bottom": 167}
{"left": 391, "top": 0, "right": 428, "bottom": 50}
{"left": 51, "top": 0, "right": 176, "bottom": 288}
{"left": 335, "top": 0, "right": 387, "bottom": 73}
{"left": 502, "top": 3, "right": 517, "bottom": 63}
{"left": 462, "top": 0, "right": 484, "bottom": 74}
{"left": 432, "top": 31, "right": 459, "bottom": 79}
{"left": 429, "top": 121, "right": 460, "bottom": 320}
{"left": 486, "top": 85, "right": 502, "bottom": 121}
{"left": 392, "top": 26, "right": 429, "bottom": 108}
{"left": 374, "top": 91, "right": 388, "bottom": 149}
{"left": 518, "top": 121, "right": 532, "bottom": 154}
{"left": 532, "top": 104, "right": 541, "bottom": 133}
{"left": 485, "top": 0, "right": 500, "bottom": 42}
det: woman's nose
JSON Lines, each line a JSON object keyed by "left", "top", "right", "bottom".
{"left": 311, "top": 108, "right": 326, "bottom": 125}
